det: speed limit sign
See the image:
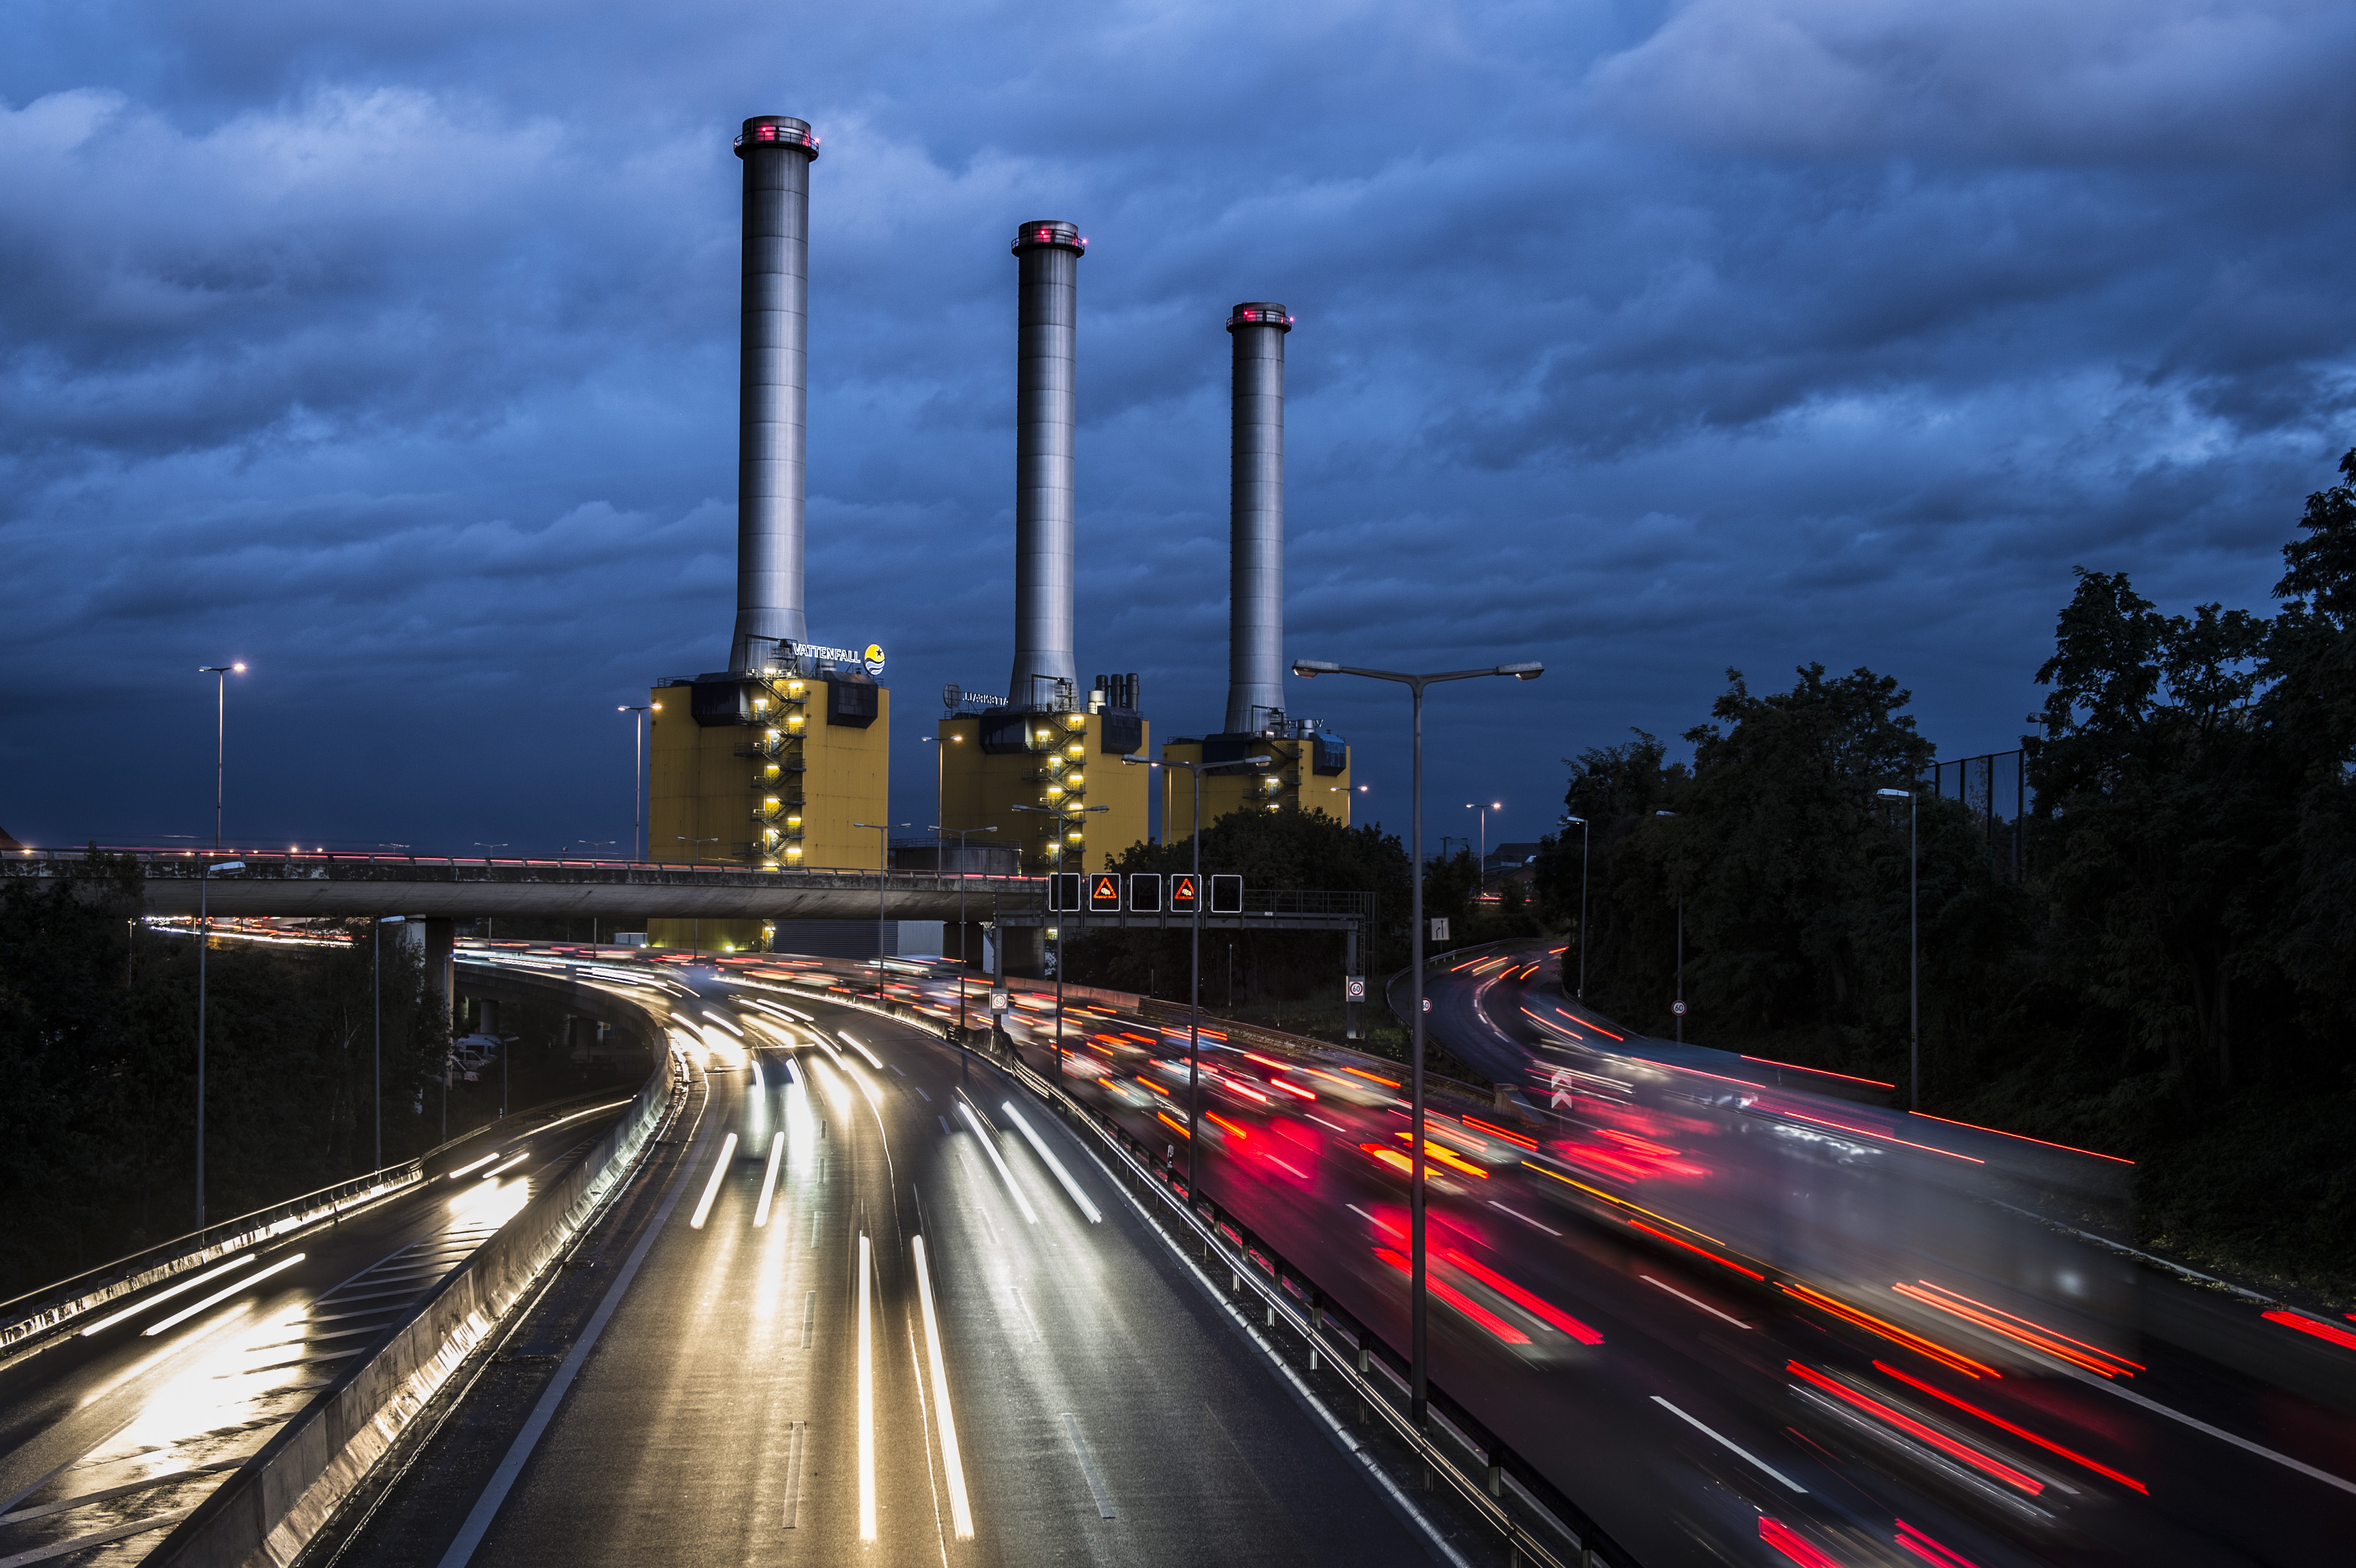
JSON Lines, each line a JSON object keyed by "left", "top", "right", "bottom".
{"left": 1345, "top": 975, "right": 1366, "bottom": 1001}
{"left": 1672, "top": 1000, "right": 1687, "bottom": 1015}
{"left": 990, "top": 989, "right": 1010, "bottom": 1013}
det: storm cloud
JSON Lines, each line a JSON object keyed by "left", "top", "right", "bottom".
{"left": 4, "top": 0, "right": 2351, "bottom": 854}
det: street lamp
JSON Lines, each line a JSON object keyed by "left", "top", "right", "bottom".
{"left": 618, "top": 705, "right": 650, "bottom": 860}
{"left": 1465, "top": 800, "right": 1501, "bottom": 879}
{"left": 1877, "top": 786, "right": 1920, "bottom": 1110}
{"left": 1292, "top": 656, "right": 1542, "bottom": 1429}
{"left": 1120, "top": 751, "right": 1272, "bottom": 1196}
{"left": 677, "top": 836, "right": 721, "bottom": 956}
{"left": 929, "top": 825, "right": 999, "bottom": 1035}
{"left": 1562, "top": 815, "right": 1589, "bottom": 1000}
{"left": 1653, "top": 811, "right": 1682, "bottom": 1043}
{"left": 195, "top": 858, "right": 246, "bottom": 1227}
{"left": 851, "top": 822, "right": 909, "bottom": 962}
{"left": 1010, "top": 801, "right": 1108, "bottom": 1083}
{"left": 198, "top": 664, "right": 246, "bottom": 851}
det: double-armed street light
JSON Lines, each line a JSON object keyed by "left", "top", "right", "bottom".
{"left": 618, "top": 705, "right": 650, "bottom": 860}
{"left": 1877, "top": 786, "right": 1920, "bottom": 1110}
{"left": 1465, "top": 800, "right": 1502, "bottom": 878}
{"left": 851, "top": 822, "right": 911, "bottom": 962}
{"left": 198, "top": 663, "right": 246, "bottom": 851}
{"left": 1291, "top": 656, "right": 1543, "bottom": 1430}
{"left": 1119, "top": 750, "right": 1272, "bottom": 1197}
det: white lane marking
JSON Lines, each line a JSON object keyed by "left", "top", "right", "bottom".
{"left": 1007, "top": 1286, "right": 1043, "bottom": 1344}
{"left": 144, "top": 1253, "right": 306, "bottom": 1338}
{"left": 753, "top": 1132, "right": 784, "bottom": 1226}
{"left": 802, "top": 1291, "right": 816, "bottom": 1349}
{"left": 939, "top": 1114, "right": 952, "bottom": 1136}
{"left": 434, "top": 1087, "right": 712, "bottom": 1568}
{"left": 688, "top": 1133, "right": 739, "bottom": 1229}
{"left": 1060, "top": 1412, "right": 1116, "bottom": 1519}
{"left": 858, "top": 1233, "right": 877, "bottom": 1541}
{"left": 810, "top": 1210, "right": 820, "bottom": 1249}
{"left": 1487, "top": 1200, "right": 1561, "bottom": 1238}
{"left": 912, "top": 1084, "right": 929, "bottom": 1099}
{"left": 780, "top": 1421, "right": 806, "bottom": 1529}
{"left": 1642, "top": 1275, "right": 1750, "bottom": 1328}
{"left": 78, "top": 1255, "right": 255, "bottom": 1337}
{"left": 957, "top": 1102, "right": 1040, "bottom": 1223}
{"left": 1650, "top": 1396, "right": 1806, "bottom": 1493}
{"left": 1001, "top": 1102, "right": 1102, "bottom": 1223}
{"left": 913, "top": 1236, "right": 974, "bottom": 1538}
{"left": 1309, "top": 1115, "right": 1349, "bottom": 1134}
{"left": 2069, "top": 1366, "right": 2356, "bottom": 1497}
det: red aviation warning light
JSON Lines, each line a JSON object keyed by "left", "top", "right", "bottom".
{"left": 1088, "top": 874, "right": 1123, "bottom": 912}
{"left": 1169, "top": 874, "right": 1200, "bottom": 914}
{"left": 1129, "top": 874, "right": 1164, "bottom": 912}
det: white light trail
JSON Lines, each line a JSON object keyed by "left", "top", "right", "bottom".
{"left": 689, "top": 1133, "right": 739, "bottom": 1229}
{"left": 754, "top": 1132, "right": 784, "bottom": 1226}
{"left": 1000, "top": 1103, "right": 1101, "bottom": 1223}
{"left": 839, "top": 1031, "right": 884, "bottom": 1070}
{"left": 446, "top": 1152, "right": 500, "bottom": 1180}
{"left": 143, "top": 1252, "right": 307, "bottom": 1337}
{"left": 700, "top": 1010, "right": 743, "bottom": 1036}
{"left": 80, "top": 1253, "right": 254, "bottom": 1337}
{"left": 478, "top": 1152, "right": 530, "bottom": 1180}
{"left": 858, "top": 1232, "right": 876, "bottom": 1541}
{"left": 912, "top": 1235, "right": 974, "bottom": 1538}
{"left": 956, "top": 1102, "right": 1039, "bottom": 1225}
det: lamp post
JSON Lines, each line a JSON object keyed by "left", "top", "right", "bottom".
{"left": 851, "top": 822, "right": 909, "bottom": 963}
{"left": 1877, "top": 787, "right": 1920, "bottom": 1110}
{"left": 1120, "top": 751, "right": 1271, "bottom": 1196}
{"left": 1010, "top": 801, "right": 1107, "bottom": 1083}
{"left": 618, "top": 705, "right": 649, "bottom": 860}
{"left": 1465, "top": 800, "right": 1501, "bottom": 881}
{"left": 677, "top": 836, "right": 720, "bottom": 957}
{"left": 1292, "top": 656, "right": 1543, "bottom": 1429}
{"left": 929, "top": 825, "right": 999, "bottom": 1036}
{"left": 195, "top": 858, "right": 246, "bottom": 1227}
{"left": 198, "top": 664, "right": 246, "bottom": 852}
{"left": 1563, "top": 815, "right": 1589, "bottom": 1000}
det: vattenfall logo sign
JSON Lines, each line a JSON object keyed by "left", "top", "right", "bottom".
{"left": 787, "top": 641, "right": 886, "bottom": 676}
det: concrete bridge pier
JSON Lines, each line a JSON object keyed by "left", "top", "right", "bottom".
{"left": 421, "top": 917, "right": 455, "bottom": 1033}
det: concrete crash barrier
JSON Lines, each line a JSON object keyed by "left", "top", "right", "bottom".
{"left": 146, "top": 1058, "right": 679, "bottom": 1568}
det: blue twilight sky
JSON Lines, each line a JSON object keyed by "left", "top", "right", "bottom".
{"left": 3, "top": 0, "right": 2352, "bottom": 858}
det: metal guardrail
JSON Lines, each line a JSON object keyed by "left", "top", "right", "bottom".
{"left": 0, "top": 1160, "right": 425, "bottom": 1364}
{"left": 0, "top": 845, "right": 1037, "bottom": 897}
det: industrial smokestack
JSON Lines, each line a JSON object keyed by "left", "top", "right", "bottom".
{"left": 1224, "top": 302, "right": 1291, "bottom": 733}
{"left": 1010, "top": 220, "right": 1085, "bottom": 706}
{"left": 729, "top": 115, "right": 819, "bottom": 673}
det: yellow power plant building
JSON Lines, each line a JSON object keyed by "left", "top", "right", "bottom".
{"left": 1161, "top": 723, "right": 1352, "bottom": 841}
{"left": 646, "top": 659, "right": 890, "bottom": 951}
{"left": 938, "top": 679, "right": 1150, "bottom": 876}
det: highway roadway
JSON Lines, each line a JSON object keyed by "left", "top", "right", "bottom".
{"left": 996, "top": 941, "right": 2356, "bottom": 1567}
{"left": 316, "top": 968, "right": 1447, "bottom": 1568}
{"left": 0, "top": 1095, "right": 632, "bottom": 1568}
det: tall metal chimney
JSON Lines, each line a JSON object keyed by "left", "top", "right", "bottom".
{"left": 1010, "top": 220, "right": 1085, "bottom": 706}
{"left": 1224, "top": 302, "right": 1291, "bottom": 733}
{"left": 729, "top": 115, "right": 818, "bottom": 673}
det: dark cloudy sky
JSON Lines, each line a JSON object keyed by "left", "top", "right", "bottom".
{"left": 5, "top": 0, "right": 2352, "bottom": 859}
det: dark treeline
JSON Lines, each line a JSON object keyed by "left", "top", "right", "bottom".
{"left": 1527, "top": 451, "right": 2356, "bottom": 1295}
{"left": 0, "top": 853, "right": 640, "bottom": 1300}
